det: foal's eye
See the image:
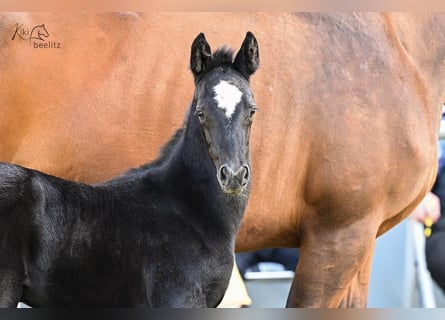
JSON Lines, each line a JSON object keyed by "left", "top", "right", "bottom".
{"left": 249, "top": 107, "right": 258, "bottom": 119}
{"left": 196, "top": 110, "right": 205, "bottom": 122}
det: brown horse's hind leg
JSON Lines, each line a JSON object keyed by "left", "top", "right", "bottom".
{"left": 338, "top": 245, "right": 374, "bottom": 307}
{"left": 286, "top": 217, "right": 378, "bottom": 308}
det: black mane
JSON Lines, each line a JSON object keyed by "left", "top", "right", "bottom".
{"left": 211, "top": 46, "right": 235, "bottom": 67}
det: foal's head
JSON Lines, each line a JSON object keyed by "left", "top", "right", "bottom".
{"left": 190, "top": 32, "right": 259, "bottom": 195}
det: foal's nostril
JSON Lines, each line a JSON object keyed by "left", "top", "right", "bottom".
{"left": 241, "top": 165, "right": 250, "bottom": 186}
{"left": 220, "top": 165, "right": 229, "bottom": 183}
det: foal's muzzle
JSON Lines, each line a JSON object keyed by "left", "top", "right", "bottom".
{"left": 217, "top": 164, "right": 250, "bottom": 195}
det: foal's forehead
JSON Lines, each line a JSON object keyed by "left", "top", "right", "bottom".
{"left": 199, "top": 70, "right": 253, "bottom": 119}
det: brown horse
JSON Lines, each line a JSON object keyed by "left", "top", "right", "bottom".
{"left": 1, "top": 12, "right": 445, "bottom": 307}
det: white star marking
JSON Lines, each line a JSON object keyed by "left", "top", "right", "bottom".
{"left": 213, "top": 80, "right": 243, "bottom": 119}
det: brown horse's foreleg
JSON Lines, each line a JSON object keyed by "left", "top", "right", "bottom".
{"left": 286, "top": 217, "right": 377, "bottom": 308}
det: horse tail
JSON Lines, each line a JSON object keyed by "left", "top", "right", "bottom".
{"left": 0, "top": 163, "right": 31, "bottom": 213}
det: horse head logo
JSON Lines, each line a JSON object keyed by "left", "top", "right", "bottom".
{"left": 29, "top": 24, "right": 49, "bottom": 43}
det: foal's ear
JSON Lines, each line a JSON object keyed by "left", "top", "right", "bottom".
{"left": 190, "top": 33, "right": 212, "bottom": 79}
{"left": 234, "top": 32, "right": 259, "bottom": 79}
